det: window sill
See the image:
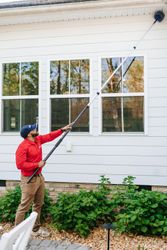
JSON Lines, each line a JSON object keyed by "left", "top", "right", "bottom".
{"left": 100, "top": 132, "right": 146, "bottom": 136}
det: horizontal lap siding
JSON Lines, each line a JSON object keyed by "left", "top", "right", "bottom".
{"left": 148, "top": 63, "right": 167, "bottom": 135}
{"left": 0, "top": 14, "right": 167, "bottom": 185}
{"left": 1, "top": 153, "right": 167, "bottom": 167}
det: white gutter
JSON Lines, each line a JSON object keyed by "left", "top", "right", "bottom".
{"left": 0, "top": 0, "right": 166, "bottom": 26}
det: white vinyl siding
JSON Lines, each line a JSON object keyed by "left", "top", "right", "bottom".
{"left": 0, "top": 11, "right": 166, "bottom": 186}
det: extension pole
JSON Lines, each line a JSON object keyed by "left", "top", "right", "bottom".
{"left": 27, "top": 10, "right": 165, "bottom": 183}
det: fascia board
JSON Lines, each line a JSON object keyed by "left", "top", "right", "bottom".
{"left": 0, "top": 0, "right": 166, "bottom": 26}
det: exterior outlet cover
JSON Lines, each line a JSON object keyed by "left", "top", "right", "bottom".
{"left": 66, "top": 142, "right": 72, "bottom": 152}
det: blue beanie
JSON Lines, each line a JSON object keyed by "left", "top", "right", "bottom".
{"left": 20, "top": 124, "right": 38, "bottom": 138}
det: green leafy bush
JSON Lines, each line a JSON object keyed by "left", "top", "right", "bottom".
{"left": 50, "top": 176, "right": 114, "bottom": 237}
{"left": 1, "top": 176, "right": 167, "bottom": 238}
{"left": 50, "top": 175, "right": 167, "bottom": 237}
{"left": 113, "top": 177, "right": 167, "bottom": 236}
{"left": 0, "top": 186, "right": 52, "bottom": 223}
{"left": 0, "top": 186, "right": 21, "bottom": 222}
{"left": 41, "top": 189, "right": 53, "bottom": 222}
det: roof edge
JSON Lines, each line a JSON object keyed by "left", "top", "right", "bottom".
{"left": 0, "top": 0, "right": 166, "bottom": 26}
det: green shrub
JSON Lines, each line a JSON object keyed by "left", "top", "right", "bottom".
{"left": 0, "top": 186, "right": 21, "bottom": 222}
{"left": 50, "top": 176, "right": 114, "bottom": 237}
{"left": 1, "top": 176, "right": 166, "bottom": 238}
{"left": 0, "top": 186, "right": 52, "bottom": 223}
{"left": 50, "top": 175, "right": 167, "bottom": 237}
{"left": 41, "top": 189, "right": 53, "bottom": 222}
{"left": 113, "top": 177, "right": 167, "bottom": 236}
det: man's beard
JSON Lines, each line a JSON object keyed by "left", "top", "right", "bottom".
{"left": 31, "top": 132, "right": 39, "bottom": 138}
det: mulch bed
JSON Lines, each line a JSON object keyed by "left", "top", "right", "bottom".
{"left": 0, "top": 222, "right": 167, "bottom": 250}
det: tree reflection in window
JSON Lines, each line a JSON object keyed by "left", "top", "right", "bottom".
{"left": 102, "top": 57, "right": 122, "bottom": 93}
{"left": 21, "top": 62, "right": 38, "bottom": 95}
{"left": 50, "top": 59, "right": 89, "bottom": 94}
{"left": 123, "top": 57, "right": 144, "bottom": 93}
{"left": 3, "top": 63, "right": 20, "bottom": 96}
{"left": 3, "top": 62, "right": 38, "bottom": 96}
{"left": 102, "top": 56, "right": 144, "bottom": 132}
{"left": 50, "top": 59, "right": 89, "bottom": 132}
{"left": 70, "top": 60, "right": 89, "bottom": 94}
{"left": 51, "top": 98, "right": 89, "bottom": 132}
{"left": 2, "top": 61, "right": 39, "bottom": 132}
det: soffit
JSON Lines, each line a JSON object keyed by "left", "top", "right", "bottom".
{"left": 0, "top": 0, "right": 166, "bottom": 26}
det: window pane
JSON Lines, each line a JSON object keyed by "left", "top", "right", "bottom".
{"left": 51, "top": 99, "right": 69, "bottom": 130}
{"left": 3, "top": 99, "right": 20, "bottom": 131}
{"left": 3, "top": 99, "right": 38, "bottom": 132}
{"left": 102, "top": 97, "right": 121, "bottom": 132}
{"left": 51, "top": 98, "right": 89, "bottom": 132}
{"left": 71, "top": 98, "right": 89, "bottom": 131}
{"left": 2, "top": 63, "right": 20, "bottom": 96}
{"left": 70, "top": 60, "right": 89, "bottom": 94}
{"left": 50, "top": 60, "right": 69, "bottom": 94}
{"left": 123, "top": 97, "right": 144, "bottom": 132}
{"left": 102, "top": 58, "right": 122, "bottom": 93}
{"left": 21, "top": 99, "right": 38, "bottom": 125}
{"left": 21, "top": 62, "right": 39, "bottom": 95}
{"left": 2, "top": 62, "right": 39, "bottom": 96}
{"left": 123, "top": 56, "right": 144, "bottom": 93}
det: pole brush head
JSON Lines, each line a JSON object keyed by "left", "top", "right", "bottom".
{"left": 154, "top": 10, "right": 165, "bottom": 22}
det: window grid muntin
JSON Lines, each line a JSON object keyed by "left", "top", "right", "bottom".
{"left": 50, "top": 97, "right": 89, "bottom": 132}
{"left": 2, "top": 98, "right": 38, "bottom": 132}
{"left": 101, "top": 56, "right": 144, "bottom": 133}
{"left": 1, "top": 61, "right": 39, "bottom": 132}
{"left": 2, "top": 62, "right": 39, "bottom": 96}
{"left": 50, "top": 59, "right": 90, "bottom": 132}
{"left": 50, "top": 59, "right": 89, "bottom": 95}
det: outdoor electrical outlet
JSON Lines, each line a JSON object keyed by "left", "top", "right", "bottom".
{"left": 66, "top": 142, "right": 72, "bottom": 152}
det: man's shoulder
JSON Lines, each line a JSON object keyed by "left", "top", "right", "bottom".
{"left": 17, "top": 139, "right": 29, "bottom": 151}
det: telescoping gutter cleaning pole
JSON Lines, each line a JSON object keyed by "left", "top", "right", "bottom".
{"left": 27, "top": 10, "right": 165, "bottom": 184}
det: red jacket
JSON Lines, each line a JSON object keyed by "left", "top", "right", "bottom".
{"left": 16, "top": 129, "right": 63, "bottom": 176}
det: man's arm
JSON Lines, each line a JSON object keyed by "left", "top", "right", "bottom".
{"left": 38, "top": 124, "right": 72, "bottom": 145}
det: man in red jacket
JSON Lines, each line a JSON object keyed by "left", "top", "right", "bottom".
{"left": 15, "top": 123, "right": 71, "bottom": 236}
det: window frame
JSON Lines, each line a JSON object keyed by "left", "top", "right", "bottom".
{"left": 98, "top": 53, "right": 148, "bottom": 135}
{"left": 0, "top": 59, "right": 41, "bottom": 135}
{"left": 48, "top": 56, "right": 92, "bottom": 134}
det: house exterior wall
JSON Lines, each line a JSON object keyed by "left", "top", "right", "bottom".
{"left": 0, "top": 6, "right": 167, "bottom": 186}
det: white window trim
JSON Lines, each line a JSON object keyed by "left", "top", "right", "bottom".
{"left": 47, "top": 56, "right": 93, "bottom": 135}
{"left": 98, "top": 53, "right": 148, "bottom": 136}
{"left": 0, "top": 58, "right": 42, "bottom": 135}
{"left": 0, "top": 63, "right": 2, "bottom": 134}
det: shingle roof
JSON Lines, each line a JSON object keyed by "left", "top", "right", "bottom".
{"left": 0, "top": 0, "right": 97, "bottom": 9}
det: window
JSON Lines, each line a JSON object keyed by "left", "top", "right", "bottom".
{"left": 101, "top": 56, "right": 144, "bottom": 132}
{"left": 50, "top": 59, "right": 90, "bottom": 132}
{"left": 2, "top": 62, "right": 39, "bottom": 132}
